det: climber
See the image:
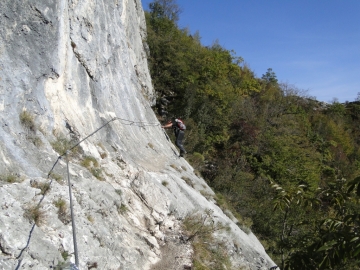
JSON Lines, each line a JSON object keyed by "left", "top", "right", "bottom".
{"left": 162, "top": 118, "right": 187, "bottom": 157}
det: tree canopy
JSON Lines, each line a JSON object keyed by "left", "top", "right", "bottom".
{"left": 144, "top": 1, "right": 360, "bottom": 269}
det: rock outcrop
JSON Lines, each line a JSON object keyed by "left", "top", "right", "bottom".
{"left": 0, "top": 0, "right": 276, "bottom": 269}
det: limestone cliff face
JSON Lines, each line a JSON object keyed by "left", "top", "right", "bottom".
{"left": 0, "top": 0, "right": 276, "bottom": 269}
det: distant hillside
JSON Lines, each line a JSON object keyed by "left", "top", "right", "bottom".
{"left": 144, "top": 1, "right": 360, "bottom": 269}
{"left": 0, "top": 0, "right": 277, "bottom": 269}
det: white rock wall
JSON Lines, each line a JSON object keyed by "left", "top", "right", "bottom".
{"left": 0, "top": 0, "right": 277, "bottom": 269}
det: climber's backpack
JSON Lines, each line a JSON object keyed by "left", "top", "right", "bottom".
{"left": 175, "top": 118, "right": 186, "bottom": 130}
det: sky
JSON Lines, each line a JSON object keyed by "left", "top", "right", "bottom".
{"left": 141, "top": 0, "right": 360, "bottom": 103}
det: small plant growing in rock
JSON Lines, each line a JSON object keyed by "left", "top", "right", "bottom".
{"left": 81, "top": 156, "right": 104, "bottom": 180}
{"left": 182, "top": 176, "right": 194, "bottom": 188}
{"left": 19, "top": 110, "right": 36, "bottom": 131}
{"left": 49, "top": 172, "right": 64, "bottom": 184}
{"left": 31, "top": 180, "right": 51, "bottom": 195}
{"left": 1, "top": 173, "right": 19, "bottom": 183}
{"left": 27, "top": 134, "right": 43, "bottom": 147}
{"left": 147, "top": 142, "right": 155, "bottom": 149}
{"left": 54, "top": 198, "right": 70, "bottom": 224}
{"left": 51, "top": 136, "right": 80, "bottom": 157}
{"left": 54, "top": 198, "right": 67, "bottom": 213}
{"left": 24, "top": 204, "right": 46, "bottom": 226}
{"left": 170, "top": 164, "right": 181, "bottom": 172}
{"left": 200, "top": 190, "right": 213, "bottom": 201}
{"left": 182, "top": 209, "right": 231, "bottom": 269}
{"left": 87, "top": 262, "right": 98, "bottom": 269}
{"left": 116, "top": 202, "right": 128, "bottom": 215}
{"left": 81, "top": 155, "right": 99, "bottom": 168}
{"left": 182, "top": 209, "right": 226, "bottom": 242}
{"left": 61, "top": 250, "right": 70, "bottom": 261}
{"left": 87, "top": 214, "right": 94, "bottom": 223}
{"left": 162, "top": 180, "right": 169, "bottom": 186}
{"left": 91, "top": 168, "right": 104, "bottom": 180}
{"left": 115, "top": 189, "right": 122, "bottom": 196}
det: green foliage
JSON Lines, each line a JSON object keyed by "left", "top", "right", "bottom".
{"left": 61, "top": 250, "right": 70, "bottom": 261}
{"left": 281, "top": 177, "right": 360, "bottom": 270}
{"left": 145, "top": 2, "right": 360, "bottom": 268}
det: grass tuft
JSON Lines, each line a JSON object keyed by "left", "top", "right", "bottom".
{"left": 24, "top": 204, "right": 46, "bottom": 226}
{"left": 51, "top": 136, "right": 80, "bottom": 157}
{"left": 182, "top": 209, "right": 231, "bottom": 269}
{"left": 1, "top": 173, "right": 20, "bottom": 183}
{"left": 31, "top": 180, "right": 51, "bottom": 195}
{"left": 19, "top": 111, "right": 36, "bottom": 131}
{"left": 81, "top": 156, "right": 104, "bottom": 180}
